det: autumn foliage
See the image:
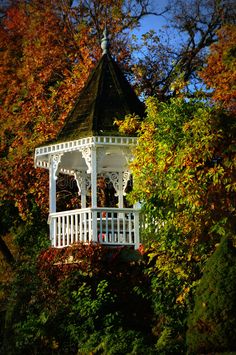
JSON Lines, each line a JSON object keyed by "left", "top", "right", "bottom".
{"left": 0, "top": 1, "right": 235, "bottom": 354}
{"left": 0, "top": 0, "right": 232, "bottom": 221}
{"left": 200, "top": 24, "right": 236, "bottom": 113}
{"left": 2, "top": 243, "right": 152, "bottom": 354}
{"left": 0, "top": 0, "right": 134, "bottom": 219}
{"left": 116, "top": 22, "right": 236, "bottom": 352}
{"left": 0, "top": 1, "right": 95, "bottom": 218}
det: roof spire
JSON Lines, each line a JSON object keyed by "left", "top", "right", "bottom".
{"left": 101, "top": 27, "right": 109, "bottom": 55}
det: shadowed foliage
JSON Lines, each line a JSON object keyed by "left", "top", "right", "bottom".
{"left": 186, "top": 237, "right": 236, "bottom": 354}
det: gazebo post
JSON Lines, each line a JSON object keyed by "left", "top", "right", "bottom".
{"left": 118, "top": 172, "right": 123, "bottom": 209}
{"left": 49, "top": 156, "right": 57, "bottom": 242}
{"left": 81, "top": 171, "right": 87, "bottom": 209}
{"left": 91, "top": 147, "right": 97, "bottom": 241}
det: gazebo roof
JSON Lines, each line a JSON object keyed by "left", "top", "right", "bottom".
{"left": 55, "top": 52, "right": 145, "bottom": 143}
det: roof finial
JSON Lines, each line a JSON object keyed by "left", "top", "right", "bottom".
{"left": 101, "top": 27, "right": 109, "bottom": 55}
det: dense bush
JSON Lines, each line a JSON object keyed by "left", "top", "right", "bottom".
{"left": 186, "top": 237, "right": 236, "bottom": 354}
{"left": 1, "top": 244, "right": 154, "bottom": 354}
{"left": 4, "top": 234, "right": 236, "bottom": 354}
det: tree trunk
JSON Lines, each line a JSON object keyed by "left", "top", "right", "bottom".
{"left": 0, "top": 237, "right": 15, "bottom": 266}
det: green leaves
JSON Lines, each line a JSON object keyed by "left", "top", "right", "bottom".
{"left": 186, "top": 236, "right": 236, "bottom": 353}
{"left": 117, "top": 94, "right": 236, "bottom": 352}
{"left": 71, "top": 280, "right": 115, "bottom": 318}
{"left": 128, "top": 96, "right": 235, "bottom": 246}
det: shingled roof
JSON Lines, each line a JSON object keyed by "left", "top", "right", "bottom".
{"left": 55, "top": 52, "right": 145, "bottom": 142}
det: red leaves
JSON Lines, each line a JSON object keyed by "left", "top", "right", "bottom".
{"left": 37, "top": 243, "right": 111, "bottom": 280}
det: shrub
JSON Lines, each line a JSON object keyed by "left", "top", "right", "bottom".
{"left": 1, "top": 244, "right": 153, "bottom": 354}
{"left": 186, "top": 236, "right": 236, "bottom": 354}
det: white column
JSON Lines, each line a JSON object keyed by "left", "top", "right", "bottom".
{"left": 81, "top": 172, "right": 87, "bottom": 209}
{"left": 49, "top": 162, "right": 57, "bottom": 213}
{"left": 91, "top": 147, "right": 97, "bottom": 240}
{"left": 74, "top": 171, "right": 87, "bottom": 209}
{"left": 49, "top": 158, "right": 57, "bottom": 243}
{"left": 134, "top": 211, "right": 140, "bottom": 249}
{"left": 49, "top": 153, "right": 62, "bottom": 212}
{"left": 91, "top": 147, "right": 97, "bottom": 208}
{"left": 48, "top": 153, "right": 62, "bottom": 245}
{"left": 118, "top": 171, "right": 123, "bottom": 208}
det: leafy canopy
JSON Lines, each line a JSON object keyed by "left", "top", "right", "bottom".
{"left": 125, "top": 97, "right": 235, "bottom": 247}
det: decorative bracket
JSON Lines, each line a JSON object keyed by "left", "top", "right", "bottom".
{"left": 81, "top": 147, "right": 92, "bottom": 173}
{"left": 74, "top": 170, "right": 91, "bottom": 196}
{"left": 51, "top": 154, "right": 63, "bottom": 180}
{"left": 105, "top": 172, "right": 119, "bottom": 196}
{"left": 104, "top": 171, "right": 131, "bottom": 196}
{"left": 122, "top": 171, "right": 131, "bottom": 195}
{"left": 74, "top": 171, "right": 83, "bottom": 195}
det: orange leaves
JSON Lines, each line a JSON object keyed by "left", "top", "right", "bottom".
{"left": 0, "top": 0, "right": 138, "bottom": 220}
{"left": 4, "top": 6, "right": 28, "bottom": 32}
{"left": 200, "top": 25, "right": 236, "bottom": 113}
{"left": 0, "top": 1, "right": 73, "bottom": 218}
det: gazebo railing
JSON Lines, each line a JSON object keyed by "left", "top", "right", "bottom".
{"left": 49, "top": 208, "right": 140, "bottom": 249}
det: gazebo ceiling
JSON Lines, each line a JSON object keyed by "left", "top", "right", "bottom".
{"left": 59, "top": 147, "right": 129, "bottom": 174}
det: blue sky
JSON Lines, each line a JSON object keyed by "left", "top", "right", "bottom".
{"left": 133, "top": 0, "right": 170, "bottom": 37}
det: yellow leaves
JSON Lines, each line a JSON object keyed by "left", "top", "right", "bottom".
{"left": 182, "top": 122, "right": 191, "bottom": 132}
{"left": 170, "top": 73, "right": 188, "bottom": 95}
{"left": 145, "top": 97, "right": 159, "bottom": 119}
{"left": 176, "top": 287, "right": 190, "bottom": 305}
{"left": 132, "top": 63, "right": 146, "bottom": 79}
{"left": 173, "top": 266, "right": 188, "bottom": 279}
{"left": 115, "top": 114, "right": 141, "bottom": 135}
{"left": 51, "top": 340, "right": 59, "bottom": 350}
{"left": 206, "top": 166, "right": 225, "bottom": 186}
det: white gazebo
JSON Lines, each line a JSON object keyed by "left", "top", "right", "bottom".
{"left": 34, "top": 31, "right": 144, "bottom": 249}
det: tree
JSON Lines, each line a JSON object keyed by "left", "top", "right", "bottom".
{"left": 125, "top": 97, "right": 235, "bottom": 246}
{"left": 120, "top": 4, "right": 236, "bottom": 251}
{"left": 117, "top": 15, "right": 236, "bottom": 350}
{"left": 131, "top": 0, "right": 234, "bottom": 99}
{"left": 186, "top": 236, "right": 236, "bottom": 353}
{"left": 0, "top": 0, "right": 79, "bottom": 219}
{"left": 118, "top": 95, "right": 235, "bottom": 351}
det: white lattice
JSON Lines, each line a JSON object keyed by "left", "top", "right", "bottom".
{"left": 35, "top": 136, "right": 137, "bottom": 158}
{"left": 105, "top": 172, "right": 119, "bottom": 195}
